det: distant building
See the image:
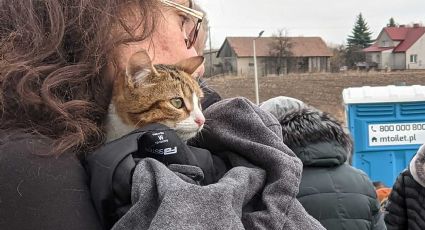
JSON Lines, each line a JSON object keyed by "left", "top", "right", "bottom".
{"left": 215, "top": 36, "right": 333, "bottom": 77}
{"left": 202, "top": 49, "right": 221, "bottom": 78}
{"left": 363, "top": 24, "right": 425, "bottom": 70}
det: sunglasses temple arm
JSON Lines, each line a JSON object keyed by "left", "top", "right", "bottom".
{"left": 162, "top": 0, "right": 203, "bottom": 19}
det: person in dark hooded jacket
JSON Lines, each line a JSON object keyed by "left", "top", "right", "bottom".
{"left": 384, "top": 143, "right": 425, "bottom": 230}
{"left": 260, "top": 96, "right": 386, "bottom": 230}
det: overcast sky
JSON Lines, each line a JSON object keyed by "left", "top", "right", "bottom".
{"left": 196, "top": 0, "right": 425, "bottom": 49}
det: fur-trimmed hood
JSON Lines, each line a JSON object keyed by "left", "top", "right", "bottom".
{"left": 277, "top": 106, "right": 352, "bottom": 166}
{"left": 409, "top": 144, "right": 425, "bottom": 187}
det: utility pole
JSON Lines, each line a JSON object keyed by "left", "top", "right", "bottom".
{"left": 208, "top": 26, "right": 213, "bottom": 78}
{"left": 253, "top": 30, "right": 264, "bottom": 105}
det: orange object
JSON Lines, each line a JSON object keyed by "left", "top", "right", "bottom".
{"left": 376, "top": 188, "right": 392, "bottom": 203}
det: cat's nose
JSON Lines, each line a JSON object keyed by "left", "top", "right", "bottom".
{"left": 195, "top": 117, "right": 205, "bottom": 126}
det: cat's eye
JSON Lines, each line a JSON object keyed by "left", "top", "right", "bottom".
{"left": 170, "top": 97, "right": 184, "bottom": 109}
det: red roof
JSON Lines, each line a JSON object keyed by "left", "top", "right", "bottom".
{"left": 218, "top": 37, "right": 333, "bottom": 57}
{"left": 364, "top": 26, "right": 425, "bottom": 53}
{"left": 393, "top": 27, "right": 425, "bottom": 52}
{"left": 363, "top": 43, "right": 393, "bottom": 52}
{"left": 384, "top": 27, "right": 410, "bottom": 40}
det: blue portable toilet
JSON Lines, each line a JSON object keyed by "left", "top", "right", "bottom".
{"left": 343, "top": 85, "right": 425, "bottom": 187}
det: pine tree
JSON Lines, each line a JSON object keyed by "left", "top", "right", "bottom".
{"left": 346, "top": 13, "right": 373, "bottom": 67}
{"left": 347, "top": 13, "right": 373, "bottom": 49}
{"left": 387, "top": 17, "right": 396, "bottom": 27}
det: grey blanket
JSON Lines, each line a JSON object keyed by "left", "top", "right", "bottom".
{"left": 113, "top": 97, "right": 324, "bottom": 230}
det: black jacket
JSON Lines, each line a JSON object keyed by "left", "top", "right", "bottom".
{"left": 294, "top": 142, "right": 385, "bottom": 230}
{"left": 84, "top": 123, "right": 227, "bottom": 229}
{"left": 385, "top": 144, "right": 425, "bottom": 230}
{"left": 0, "top": 131, "right": 103, "bottom": 230}
{"left": 0, "top": 124, "right": 226, "bottom": 230}
{"left": 275, "top": 106, "right": 386, "bottom": 230}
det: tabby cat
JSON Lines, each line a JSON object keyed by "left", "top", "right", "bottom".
{"left": 105, "top": 50, "right": 205, "bottom": 142}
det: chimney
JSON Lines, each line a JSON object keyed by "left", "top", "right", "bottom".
{"left": 413, "top": 23, "right": 420, "bottom": 28}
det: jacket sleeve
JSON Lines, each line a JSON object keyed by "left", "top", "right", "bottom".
{"left": 384, "top": 171, "right": 408, "bottom": 229}
{"left": 372, "top": 209, "right": 387, "bottom": 230}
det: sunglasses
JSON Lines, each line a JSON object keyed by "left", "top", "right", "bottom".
{"left": 160, "top": 0, "right": 204, "bottom": 49}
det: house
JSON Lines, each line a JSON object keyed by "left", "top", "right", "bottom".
{"left": 202, "top": 49, "right": 221, "bottom": 78}
{"left": 363, "top": 24, "right": 425, "bottom": 70}
{"left": 216, "top": 36, "right": 333, "bottom": 76}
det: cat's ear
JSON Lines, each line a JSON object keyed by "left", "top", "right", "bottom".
{"left": 126, "top": 50, "right": 159, "bottom": 87}
{"left": 175, "top": 56, "right": 205, "bottom": 76}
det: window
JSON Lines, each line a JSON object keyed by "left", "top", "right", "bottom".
{"left": 382, "top": 40, "right": 388, "bottom": 47}
{"left": 410, "top": 54, "right": 418, "bottom": 63}
{"left": 249, "top": 63, "right": 254, "bottom": 67}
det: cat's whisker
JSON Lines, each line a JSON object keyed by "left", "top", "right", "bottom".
{"left": 200, "top": 79, "right": 214, "bottom": 90}
{"left": 133, "top": 118, "right": 145, "bottom": 129}
{"left": 140, "top": 83, "right": 158, "bottom": 88}
{"left": 200, "top": 85, "right": 213, "bottom": 92}
{"left": 203, "top": 85, "right": 213, "bottom": 91}
{"left": 198, "top": 80, "right": 207, "bottom": 87}
{"left": 198, "top": 131, "right": 205, "bottom": 143}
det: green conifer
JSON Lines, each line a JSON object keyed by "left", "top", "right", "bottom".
{"left": 347, "top": 13, "right": 373, "bottom": 49}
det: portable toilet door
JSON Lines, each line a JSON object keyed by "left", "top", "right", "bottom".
{"left": 343, "top": 85, "right": 425, "bottom": 187}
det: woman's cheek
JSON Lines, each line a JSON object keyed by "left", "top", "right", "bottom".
{"left": 151, "top": 36, "right": 198, "bottom": 64}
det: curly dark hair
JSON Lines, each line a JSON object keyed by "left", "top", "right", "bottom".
{"left": 0, "top": 0, "right": 160, "bottom": 156}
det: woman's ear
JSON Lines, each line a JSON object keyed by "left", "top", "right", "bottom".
{"left": 175, "top": 56, "right": 205, "bottom": 75}
{"left": 126, "top": 50, "right": 159, "bottom": 88}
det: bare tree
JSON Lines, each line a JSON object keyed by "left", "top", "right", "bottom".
{"left": 269, "top": 29, "right": 293, "bottom": 75}
{"left": 329, "top": 44, "right": 347, "bottom": 72}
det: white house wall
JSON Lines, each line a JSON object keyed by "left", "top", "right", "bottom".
{"left": 237, "top": 57, "right": 268, "bottom": 77}
{"left": 237, "top": 57, "right": 253, "bottom": 76}
{"left": 406, "top": 34, "right": 425, "bottom": 69}
{"left": 366, "top": 53, "right": 381, "bottom": 68}
{"left": 369, "top": 53, "right": 380, "bottom": 64}
{"left": 381, "top": 50, "right": 393, "bottom": 69}
{"left": 393, "top": 53, "right": 406, "bottom": 69}
{"left": 377, "top": 32, "right": 397, "bottom": 47}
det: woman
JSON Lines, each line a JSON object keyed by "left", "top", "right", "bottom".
{"left": 1, "top": 1, "right": 324, "bottom": 229}
{"left": 384, "top": 144, "right": 425, "bottom": 230}
{"left": 0, "top": 0, "right": 203, "bottom": 229}
{"left": 260, "top": 96, "right": 386, "bottom": 230}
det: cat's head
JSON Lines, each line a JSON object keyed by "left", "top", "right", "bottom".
{"left": 112, "top": 50, "right": 205, "bottom": 141}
